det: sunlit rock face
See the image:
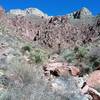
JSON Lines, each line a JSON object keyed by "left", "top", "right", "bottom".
{"left": 8, "top": 9, "right": 26, "bottom": 16}
{"left": 67, "top": 7, "right": 92, "bottom": 19}
{"left": 80, "top": 7, "right": 92, "bottom": 16}
{"left": 26, "top": 8, "right": 48, "bottom": 18}
{"left": 8, "top": 8, "right": 48, "bottom": 18}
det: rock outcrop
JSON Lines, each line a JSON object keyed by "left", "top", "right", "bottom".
{"left": 8, "top": 8, "right": 48, "bottom": 18}
{"left": 67, "top": 7, "right": 92, "bottom": 19}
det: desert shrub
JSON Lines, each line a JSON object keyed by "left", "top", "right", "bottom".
{"left": 61, "top": 47, "right": 92, "bottom": 76}
{"left": 74, "top": 46, "right": 88, "bottom": 61}
{"left": 61, "top": 46, "right": 88, "bottom": 63}
{"left": 0, "top": 89, "right": 10, "bottom": 100}
{"left": 21, "top": 45, "right": 48, "bottom": 64}
{"left": 74, "top": 46, "right": 100, "bottom": 73}
{"left": 21, "top": 44, "right": 32, "bottom": 54}
{"left": 0, "top": 88, "right": 26, "bottom": 100}
{"left": 87, "top": 47, "right": 100, "bottom": 70}
{"left": 22, "top": 46, "right": 31, "bottom": 52}
{"left": 7, "top": 57, "right": 34, "bottom": 85}
{"left": 4, "top": 54, "right": 49, "bottom": 100}
{"left": 61, "top": 49, "right": 76, "bottom": 63}
{"left": 89, "top": 57, "right": 100, "bottom": 70}
{"left": 30, "top": 48, "right": 48, "bottom": 64}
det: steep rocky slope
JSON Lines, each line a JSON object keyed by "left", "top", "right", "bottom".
{"left": 0, "top": 7, "right": 100, "bottom": 51}
{"left": 0, "top": 7, "right": 100, "bottom": 100}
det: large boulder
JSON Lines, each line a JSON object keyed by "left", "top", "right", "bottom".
{"left": 86, "top": 70, "right": 100, "bottom": 91}
{"left": 43, "top": 61, "right": 80, "bottom": 80}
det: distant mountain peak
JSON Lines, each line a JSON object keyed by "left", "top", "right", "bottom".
{"left": 8, "top": 7, "right": 48, "bottom": 18}
{"left": 25, "top": 7, "right": 48, "bottom": 17}
{"left": 67, "top": 7, "right": 92, "bottom": 19}
{"left": 80, "top": 7, "right": 92, "bottom": 16}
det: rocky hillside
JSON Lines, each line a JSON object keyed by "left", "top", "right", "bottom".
{"left": 0, "top": 7, "right": 100, "bottom": 100}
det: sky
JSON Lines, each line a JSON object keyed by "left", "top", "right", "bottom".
{"left": 0, "top": 0, "right": 100, "bottom": 16}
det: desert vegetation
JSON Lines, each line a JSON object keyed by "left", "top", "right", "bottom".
{"left": 0, "top": 7, "right": 100, "bottom": 100}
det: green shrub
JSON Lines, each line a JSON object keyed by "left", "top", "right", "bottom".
{"left": 30, "top": 48, "right": 48, "bottom": 64}
{"left": 74, "top": 46, "right": 88, "bottom": 60}
{"left": 21, "top": 45, "right": 32, "bottom": 54}
{"left": 87, "top": 47, "right": 100, "bottom": 71}
{"left": 21, "top": 45, "right": 48, "bottom": 64}
{"left": 88, "top": 55, "right": 100, "bottom": 70}
{"left": 61, "top": 46, "right": 88, "bottom": 63}
{"left": 61, "top": 49, "right": 76, "bottom": 63}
